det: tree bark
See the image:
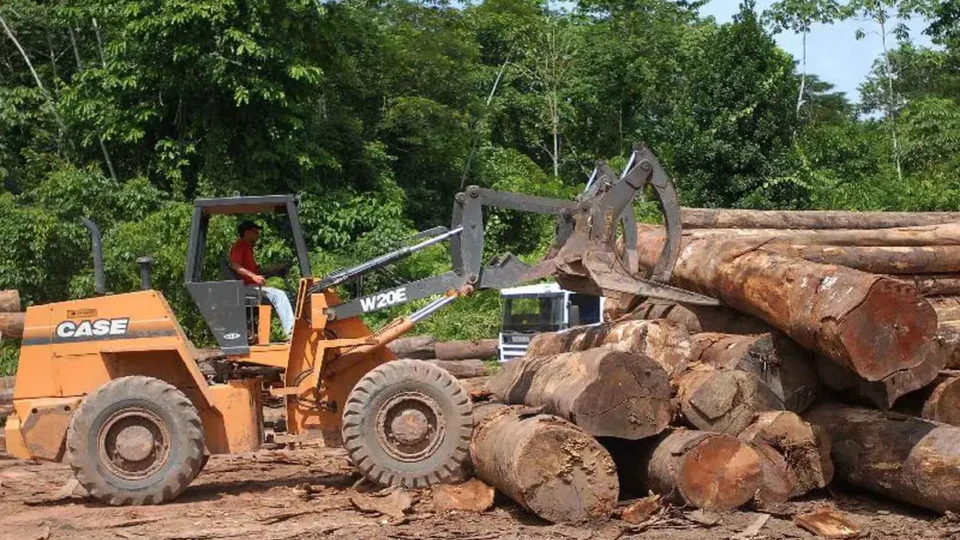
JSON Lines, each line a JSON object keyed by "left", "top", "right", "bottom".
{"left": 527, "top": 319, "right": 691, "bottom": 377}
{"left": 426, "top": 359, "right": 486, "bottom": 379}
{"left": 630, "top": 300, "right": 772, "bottom": 335}
{"left": 634, "top": 229, "right": 938, "bottom": 395}
{"left": 897, "top": 274, "right": 960, "bottom": 296}
{"left": 0, "top": 313, "right": 24, "bottom": 340}
{"left": 470, "top": 404, "right": 618, "bottom": 523}
{"left": 689, "top": 332, "right": 819, "bottom": 413}
{"left": 605, "top": 429, "right": 762, "bottom": 511}
{"left": 680, "top": 208, "right": 960, "bottom": 230}
{"left": 0, "top": 290, "right": 20, "bottom": 312}
{"left": 675, "top": 223, "right": 960, "bottom": 247}
{"left": 387, "top": 336, "right": 498, "bottom": 361}
{"left": 747, "top": 441, "right": 797, "bottom": 508}
{"left": 929, "top": 296, "right": 960, "bottom": 323}
{"left": 763, "top": 244, "right": 960, "bottom": 275}
{"left": 486, "top": 348, "right": 672, "bottom": 439}
{"left": 387, "top": 335, "right": 436, "bottom": 359}
{"left": 738, "top": 411, "right": 833, "bottom": 497}
{"left": 434, "top": 339, "right": 498, "bottom": 360}
{"left": 674, "top": 364, "right": 783, "bottom": 435}
{"left": 805, "top": 402, "right": 960, "bottom": 513}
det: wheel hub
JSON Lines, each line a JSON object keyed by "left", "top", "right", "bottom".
{"left": 375, "top": 391, "right": 446, "bottom": 463}
{"left": 98, "top": 408, "right": 171, "bottom": 480}
{"left": 114, "top": 425, "right": 156, "bottom": 462}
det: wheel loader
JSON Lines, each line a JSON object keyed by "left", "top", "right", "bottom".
{"left": 4, "top": 145, "right": 717, "bottom": 505}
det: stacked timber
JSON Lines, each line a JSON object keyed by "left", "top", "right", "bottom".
{"left": 387, "top": 335, "right": 496, "bottom": 380}
{"left": 468, "top": 210, "right": 960, "bottom": 520}
{"left": 0, "top": 290, "right": 22, "bottom": 341}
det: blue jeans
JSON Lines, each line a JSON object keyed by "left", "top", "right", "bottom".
{"left": 262, "top": 287, "right": 294, "bottom": 338}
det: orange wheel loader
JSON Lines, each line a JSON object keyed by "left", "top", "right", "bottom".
{"left": 4, "top": 146, "right": 717, "bottom": 505}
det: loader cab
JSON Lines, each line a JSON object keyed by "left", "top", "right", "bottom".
{"left": 498, "top": 282, "right": 604, "bottom": 362}
{"left": 185, "top": 195, "right": 312, "bottom": 355}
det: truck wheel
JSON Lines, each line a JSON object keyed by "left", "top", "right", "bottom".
{"left": 66, "top": 376, "right": 205, "bottom": 505}
{"left": 342, "top": 359, "right": 473, "bottom": 488}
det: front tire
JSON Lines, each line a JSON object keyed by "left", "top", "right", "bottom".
{"left": 342, "top": 360, "right": 473, "bottom": 488}
{"left": 66, "top": 376, "right": 205, "bottom": 505}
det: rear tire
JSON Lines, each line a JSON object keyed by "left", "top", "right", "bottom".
{"left": 66, "top": 376, "right": 205, "bottom": 505}
{"left": 342, "top": 360, "right": 473, "bottom": 488}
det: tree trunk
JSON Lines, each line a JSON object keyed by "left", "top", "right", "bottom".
{"left": 805, "top": 402, "right": 960, "bottom": 513}
{"left": 0, "top": 290, "right": 20, "bottom": 312}
{"left": 897, "top": 274, "right": 960, "bottom": 296}
{"left": 921, "top": 375, "right": 960, "bottom": 425}
{"left": 486, "top": 348, "right": 672, "bottom": 439}
{"left": 630, "top": 300, "right": 772, "bottom": 335}
{"left": 814, "top": 343, "right": 944, "bottom": 409}
{"left": 426, "top": 359, "right": 486, "bottom": 379}
{"left": 605, "top": 429, "right": 762, "bottom": 511}
{"left": 689, "top": 332, "right": 819, "bottom": 413}
{"left": 434, "top": 339, "right": 498, "bottom": 360}
{"left": 0, "top": 313, "right": 24, "bottom": 340}
{"left": 527, "top": 319, "right": 691, "bottom": 377}
{"left": 738, "top": 411, "right": 833, "bottom": 497}
{"left": 680, "top": 208, "right": 960, "bottom": 230}
{"left": 929, "top": 296, "right": 960, "bottom": 323}
{"left": 470, "top": 404, "right": 618, "bottom": 523}
{"left": 634, "top": 229, "right": 938, "bottom": 395}
{"left": 677, "top": 223, "right": 960, "bottom": 247}
{"left": 387, "top": 335, "right": 436, "bottom": 359}
{"left": 763, "top": 244, "right": 960, "bottom": 275}
{"left": 674, "top": 364, "right": 783, "bottom": 435}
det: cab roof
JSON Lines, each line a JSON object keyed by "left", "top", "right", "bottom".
{"left": 193, "top": 195, "right": 296, "bottom": 215}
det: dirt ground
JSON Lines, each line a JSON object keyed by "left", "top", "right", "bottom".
{"left": 1, "top": 444, "right": 958, "bottom": 540}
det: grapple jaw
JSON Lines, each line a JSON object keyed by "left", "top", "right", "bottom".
{"left": 534, "top": 144, "right": 718, "bottom": 306}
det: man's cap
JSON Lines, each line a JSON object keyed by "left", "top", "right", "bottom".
{"left": 237, "top": 220, "right": 263, "bottom": 236}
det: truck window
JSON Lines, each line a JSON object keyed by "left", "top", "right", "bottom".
{"left": 569, "top": 293, "right": 601, "bottom": 325}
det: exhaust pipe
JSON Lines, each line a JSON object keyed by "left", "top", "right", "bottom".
{"left": 81, "top": 218, "right": 107, "bottom": 295}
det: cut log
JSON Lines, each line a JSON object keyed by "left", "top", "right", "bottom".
{"left": 677, "top": 223, "right": 960, "bottom": 247}
{"left": 459, "top": 376, "right": 491, "bottom": 400}
{"left": 425, "top": 359, "right": 486, "bottom": 379}
{"left": 897, "top": 373, "right": 960, "bottom": 426}
{"left": 814, "top": 342, "right": 944, "bottom": 409}
{"left": 435, "top": 339, "right": 499, "bottom": 360}
{"left": 896, "top": 274, "right": 960, "bottom": 296}
{"left": 929, "top": 296, "right": 960, "bottom": 323}
{"left": 689, "top": 332, "right": 819, "bottom": 412}
{"left": 634, "top": 229, "right": 938, "bottom": 398}
{"left": 0, "top": 312, "right": 24, "bottom": 340}
{"left": 486, "top": 348, "right": 672, "bottom": 439}
{"left": 429, "top": 478, "right": 495, "bottom": 513}
{"left": 387, "top": 335, "right": 435, "bottom": 359}
{"left": 630, "top": 300, "right": 772, "bottom": 335}
{"left": 680, "top": 208, "right": 960, "bottom": 230}
{"left": 738, "top": 411, "right": 833, "bottom": 497}
{"left": 764, "top": 244, "right": 960, "bottom": 275}
{"left": 744, "top": 440, "right": 796, "bottom": 508}
{"left": 527, "top": 319, "right": 691, "bottom": 377}
{"left": 674, "top": 364, "right": 783, "bottom": 435}
{"left": 470, "top": 404, "right": 618, "bottom": 523}
{"left": 938, "top": 322, "right": 960, "bottom": 369}
{"left": 0, "top": 290, "right": 19, "bottom": 313}
{"left": 805, "top": 402, "right": 960, "bottom": 513}
{"left": 605, "top": 430, "right": 762, "bottom": 511}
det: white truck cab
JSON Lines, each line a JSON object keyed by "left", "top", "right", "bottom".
{"left": 498, "top": 282, "right": 605, "bottom": 362}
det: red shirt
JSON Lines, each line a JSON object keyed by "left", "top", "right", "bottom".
{"left": 229, "top": 239, "right": 260, "bottom": 285}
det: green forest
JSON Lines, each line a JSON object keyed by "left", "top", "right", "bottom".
{"left": 1, "top": 0, "right": 959, "bottom": 372}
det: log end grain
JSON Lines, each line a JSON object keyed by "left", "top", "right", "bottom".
{"left": 672, "top": 432, "right": 762, "bottom": 511}
{"left": 676, "top": 366, "right": 783, "bottom": 435}
{"left": 739, "top": 411, "right": 833, "bottom": 496}
{"left": 831, "top": 277, "right": 938, "bottom": 381}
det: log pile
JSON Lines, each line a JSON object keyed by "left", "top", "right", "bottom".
{"left": 387, "top": 335, "right": 496, "bottom": 380}
{"left": 462, "top": 210, "right": 960, "bottom": 522}
{"left": 0, "top": 290, "right": 23, "bottom": 341}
